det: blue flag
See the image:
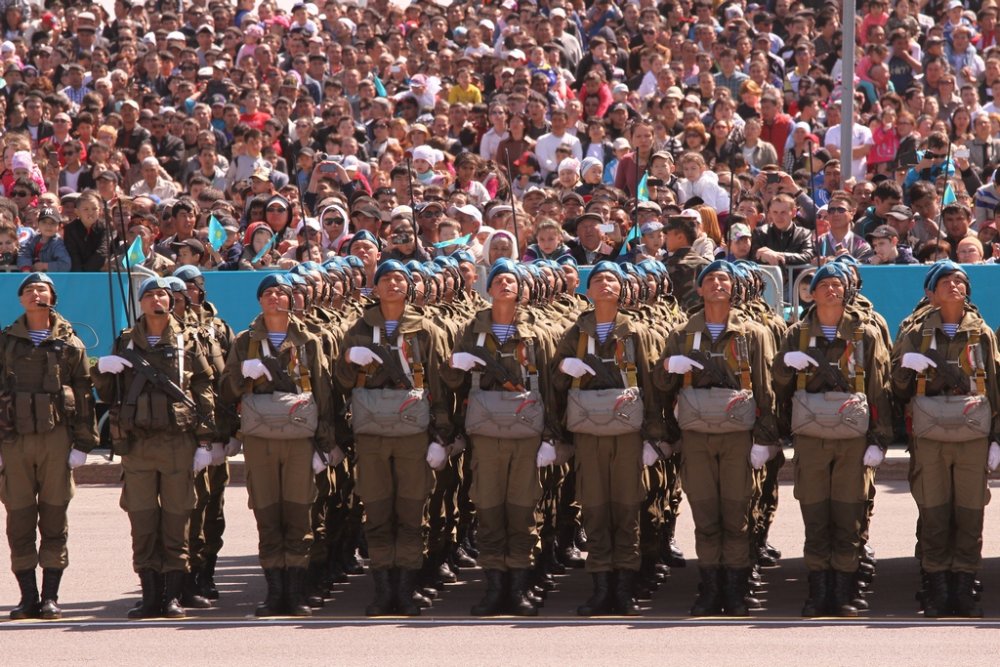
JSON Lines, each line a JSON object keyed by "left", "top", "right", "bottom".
{"left": 122, "top": 234, "right": 146, "bottom": 268}
{"left": 617, "top": 221, "right": 642, "bottom": 258}
{"left": 636, "top": 171, "right": 650, "bottom": 202}
{"left": 207, "top": 214, "right": 227, "bottom": 252}
{"left": 373, "top": 75, "right": 387, "bottom": 98}
{"left": 942, "top": 182, "right": 957, "bottom": 206}
{"left": 433, "top": 233, "right": 472, "bottom": 249}
{"left": 251, "top": 233, "right": 275, "bottom": 264}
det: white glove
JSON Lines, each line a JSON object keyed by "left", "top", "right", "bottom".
{"left": 901, "top": 352, "right": 938, "bottom": 373}
{"left": 559, "top": 357, "right": 596, "bottom": 378}
{"left": 312, "top": 451, "right": 327, "bottom": 475}
{"left": 97, "top": 355, "right": 133, "bottom": 374}
{"left": 209, "top": 442, "right": 226, "bottom": 467}
{"left": 347, "top": 346, "right": 383, "bottom": 367}
{"left": 224, "top": 437, "right": 242, "bottom": 457}
{"left": 989, "top": 442, "right": 1000, "bottom": 472}
{"left": 67, "top": 448, "right": 87, "bottom": 470}
{"left": 642, "top": 441, "right": 661, "bottom": 467}
{"left": 426, "top": 441, "right": 448, "bottom": 470}
{"left": 193, "top": 447, "right": 213, "bottom": 473}
{"left": 447, "top": 435, "right": 467, "bottom": 457}
{"left": 863, "top": 445, "right": 885, "bottom": 468}
{"left": 241, "top": 359, "right": 273, "bottom": 381}
{"left": 783, "top": 351, "right": 819, "bottom": 371}
{"left": 536, "top": 440, "right": 557, "bottom": 467}
{"left": 665, "top": 355, "right": 704, "bottom": 375}
{"left": 451, "top": 352, "right": 486, "bottom": 372}
{"left": 749, "top": 444, "right": 770, "bottom": 470}
{"left": 328, "top": 446, "right": 347, "bottom": 467}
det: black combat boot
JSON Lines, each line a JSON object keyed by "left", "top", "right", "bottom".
{"left": 471, "top": 569, "right": 507, "bottom": 616}
{"left": 393, "top": 569, "right": 422, "bottom": 616}
{"left": 284, "top": 567, "right": 313, "bottom": 617}
{"left": 162, "top": 571, "right": 186, "bottom": 619}
{"left": 182, "top": 571, "right": 211, "bottom": 608}
{"left": 341, "top": 543, "right": 365, "bottom": 576}
{"left": 305, "top": 562, "right": 327, "bottom": 608}
{"left": 543, "top": 539, "right": 566, "bottom": 575}
{"left": 255, "top": 568, "right": 286, "bottom": 617}
{"left": 199, "top": 553, "right": 220, "bottom": 599}
{"left": 952, "top": 571, "right": 983, "bottom": 618}
{"left": 452, "top": 542, "right": 477, "bottom": 569}
{"left": 10, "top": 569, "right": 40, "bottom": 620}
{"left": 364, "top": 569, "right": 394, "bottom": 617}
{"left": 128, "top": 570, "right": 162, "bottom": 620}
{"left": 723, "top": 568, "right": 750, "bottom": 617}
{"left": 613, "top": 570, "right": 641, "bottom": 616}
{"left": 559, "top": 524, "right": 586, "bottom": 569}
{"left": 508, "top": 569, "right": 539, "bottom": 616}
{"left": 690, "top": 567, "right": 723, "bottom": 616}
{"left": 923, "top": 571, "right": 951, "bottom": 618}
{"left": 830, "top": 570, "right": 859, "bottom": 617}
{"left": 577, "top": 572, "right": 613, "bottom": 616}
{"left": 39, "top": 568, "right": 63, "bottom": 620}
{"left": 801, "top": 570, "right": 831, "bottom": 617}
{"left": 659, "top": 527, "right": 686, "bottom": 568}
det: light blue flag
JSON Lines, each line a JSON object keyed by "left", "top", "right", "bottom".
{"left": 207, "top": 214, "right": 227, "bottom": 252}
{"left": 636, "top": 171, "right": 650, "bottom": 202}
{"left": 251, "top": 233, "right": 275, "bottom": 264}
{"left": 942, "top": 182, "right": 957, "bottom": 206}
{"left": 617, "top": 220, "right": 642, "bottom": 258}
{"left": 122, "top": 234, "right": 146, "bottom": 268}
{"left": 433, "top": 233, "right": 472, "bottom": 249}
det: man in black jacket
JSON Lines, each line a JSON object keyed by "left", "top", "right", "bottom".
{"left": 750, "top": 193, "right": 815, "bottom": 267}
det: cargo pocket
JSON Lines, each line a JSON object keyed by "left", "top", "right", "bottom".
{"left": 33, "top": 393, "right": 56, "bottom": 434}
{"left": 14, "top": 392, "right": 35, "bottom": 435}
{"left": 150, "top": 393, "right": 170, "bottom": 431}
{"left": 172, "top": 400, "right": 196, "bottom": 431}
{"left": 133, "top": 394, "right": 152, "bottom": 430}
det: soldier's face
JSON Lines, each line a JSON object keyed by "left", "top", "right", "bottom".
{"left": 811, "top": 277, "right": 845, "bottom": 307}
{"left": 259, "top": 286, "right": 291, "bottom": 314}
{"left": 376, "top": 271, "right": 410, "bottom": 303}
{"left": 141, "top": 289, "right": 172, "bottom": 317}
{"left": 932, "top": 273, "right": 968, "bottom": 305}
{"left": 19, "top": 283, "right": 53, "bottom": 312}
{"left": 697, "top": 271, "right": 732, "bottom": 302}
{"left": 587, "top": 271, "right": 621, "bottom": 303}
{"left": 489, "top": 272, "right": 519, "bottom": 302}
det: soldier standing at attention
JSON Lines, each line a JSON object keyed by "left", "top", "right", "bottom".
{"left": 655, "top": 260, "right": 780, "bottom": 616}
{"left": 773, "top": 263, "right": 892, "bottom": 618}
{"left": 334, "top": 259, "right": 454, "bottom": 617}
{"left": 443, "top": 258, "right": 557, "bottom": 616}
{"left": 1, "top": 274, "right": 98, "bottom": 620}
{"left": 892, "top": 261, "right": 1000, "bottom": 618}
{"left": 221, "top": 274, "right": 335, "bottom": 617}
{"left": 552, "top": 261, "right": 665, "bottom": 617}
{"left": 92, "top": 277, "right": 217, "bottom": 620}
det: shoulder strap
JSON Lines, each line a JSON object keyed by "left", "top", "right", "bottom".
{"left": 244, "top": 338, "right": 261, "bottom": 395}
{"left": 572, "top": 330, "right": 588, "bottom": 390}
{"left": 916, "top": 328, "right": 934, "bottom": 396}
{"left": 683, "top": 331, "right": 698, "bottom": 388}
{"left": 796, "top": 325, "right": 812, "bottom": 391}
{"left": 967, "top": 331, "right": 986, "bottom": 395}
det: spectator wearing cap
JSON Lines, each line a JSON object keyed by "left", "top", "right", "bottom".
{"left": 576, "top": 157, "right": 605, "bottom": 196}
{"left": 63, "top": 191, "right": 108, "bottom": 271}
{"left": 567, "top": 211, "right": 618, "bottom": 265}
{"left": 172, "top": 239, "right": 207, "bottom": 268}
{"left": 725, "top": 220, "right": 754, "bottom": 262}
{"left": 239, "top": 222, "right": 281, "bottom": 270}
{"left": 814, "top": 193, "right": 874, "bottom": 264}
{"left": 510, "top": 151, "right": 545, "bottom": 199}
{"left": 115, "top": 100, "right": 152, "bottom": 167}
{"left": 61, "top": 63, "right": 92, "bottom": 108}
{"left": 634, "top": 220, "right": 667, "bottom": 262}
{"left": 865, "top": 224, "right": 918, "bottom": 265}
{"left": 17, "top": 207, "right": 70, "bottom": 273}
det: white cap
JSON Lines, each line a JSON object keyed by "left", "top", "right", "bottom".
{"left": 551, "top": 7, "right": 567, "bottom": 18}
{"left": 391, "top": 205, "right": 413, "bottom": 219}
{"left": 448, "top": 204, "right": 483, "bottom": 224}
{"left": 167, "top": 31, "right": 187, "bottom": 42}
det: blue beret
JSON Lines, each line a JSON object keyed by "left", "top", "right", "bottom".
{"left": 172, "top": 265, "right": 203, "bottom": 284}
{"left": 18, "top": 272, "right": 55, "bottom": 296}
{"left": 809, "top": 263, "right": 848, "bottom": 293}
{"left": 587, "top": 260, "right": 625, "bottom": 288}
{"left": 256, "top": 273, "right": 293, "bottom": 299}
{"left": 138, "top": 277, "right": 171, "bottom": 300}
{"left": 487, "top": 259, "right": 519, "bottom": 290}
{"left": 452, "top": 250, "right": 476, "bottom": 265}
{"left": 350, "top": 229, "right": 381, "bottom": 251}
{"left": 926, "top": 259, "right": 969, "bottom": 293}
{"left": 373, "top": 259, "right": 412, "bottom": 285}
{"left": 162, "top": 277, "right": 187, "bottom": 293}
{"left": 696, "top": 259, "right": 735, "bottom": 286}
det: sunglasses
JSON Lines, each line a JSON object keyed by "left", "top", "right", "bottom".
{"left": 324, "top": 218, "right": 345, "bottom": 225}
{"left": 827, "top": 206, "right": 848, "bottom": 213}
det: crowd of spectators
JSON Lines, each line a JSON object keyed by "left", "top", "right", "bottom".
{"left": 2, "top": 0, "right": 1000, "bottom": 281}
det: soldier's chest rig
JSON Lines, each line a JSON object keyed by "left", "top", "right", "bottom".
{"left": 676, "top": 329, "right": 756, "bottom": 434}
{"left": 1, "top": 336, "right": 76, "bottom": 438}
{"left": 464, "top": 332, "right": 544, "bottom": 439}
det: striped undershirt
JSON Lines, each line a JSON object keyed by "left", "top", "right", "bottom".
{"left": 267, "top": 333, "right": 286, "bottom": 349}
{"left": 147, "top": 336, "right": 160, "bottom": 346}
{"left": 706, "top": 323, "right": 725, "bottom": 341}
{"left": 385, "top": 320, "right": 399, "bottom": 338}
{"left": 595, "top": 322, "right": 615, "bottom": 344}
{"left": 821, "top": 326, "right": 838, "bottom": 341}
{"left": 492, "top": 323, "right": 516, "bottom": 345}
{"left": 28, "top": 329, "right": 49, "bottom": 346}
{"left": 942, "top": 323, "right": 958, "bottom": 339}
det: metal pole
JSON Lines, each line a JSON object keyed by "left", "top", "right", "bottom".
{"left": 840, "top": 1, "right": 856, "bottom": 182}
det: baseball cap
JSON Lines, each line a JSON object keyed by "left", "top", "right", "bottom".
{"left": 729, "top": 223, "right": 752, "bottom": 241}
{"left": 885, "top": 204, "right": 913, "bottom": 220}
{"left": 866, "top": 225, "right": 899, "bottom": 242}
{"left": 171, "top": 238, "right": 206, "bottom": 254}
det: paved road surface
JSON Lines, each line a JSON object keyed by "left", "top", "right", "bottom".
{"left": 2, "top": 479, "right": 1000, "bottom": 665}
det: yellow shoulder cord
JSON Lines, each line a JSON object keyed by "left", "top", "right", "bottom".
{"left": 620, "top": 335, "right": 638, "bottom": 389}
{"left": 289, "top": 344, "right": 312, "bottom": 394}
{"left": 852, "top": 327, "right": 866, "bottom": 394}
{"left": 571, "top": 330, "right": 588, "bottom": 390}
{"left": 405, "top": 335, "right": 424, "bottom": 390}
{"left": 734, "top": 334, "right": 752, "bottom": 392}
{"left": 967, "top": 331, "right": 986, "bottom": 395}
{"left": 796, "top": 325, "right": 811, "bottom": 391}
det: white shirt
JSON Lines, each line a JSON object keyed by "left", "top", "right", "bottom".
{"left": 824, "top": 122, "right": 874, "bottom": 178}
{"left": 479, "top": 128, "right": 508, "bottom": 162}
{"left": 535, "top": 131, "right": 582, "bottom": 177}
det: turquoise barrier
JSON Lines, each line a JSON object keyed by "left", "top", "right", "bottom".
{"left": 0, "top": 265, "right": 987, "bottom": 355}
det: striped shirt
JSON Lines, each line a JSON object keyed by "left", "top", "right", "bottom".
{"left": 942, "top": 323, "right": 959, "bottom": 339}
{"left": 492, "top": 324, "right": 516, "bottom": 345}
{"left": 267, "top": 333, "right": 286, "bottom": 349}
{"left": 28, "top": 329, "right": 50, "bottom": 346}
{"left": 821, "top": 326, "right": 838, "bottom": 341}
{"left": 706, "top": 323, "right": 726, "bottom": 341}
{"left": 147, "top": 336, "right": 160, "bottom": 346}
{"left": 595, "top": 322, "right": 615, "bottom": 344}
{"left": 385, "top": 320, "right": 399, "bottom": 338}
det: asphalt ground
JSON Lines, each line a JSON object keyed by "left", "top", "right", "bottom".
{"left": 2, "top": 470, "right": 1000, "bottom": 665}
